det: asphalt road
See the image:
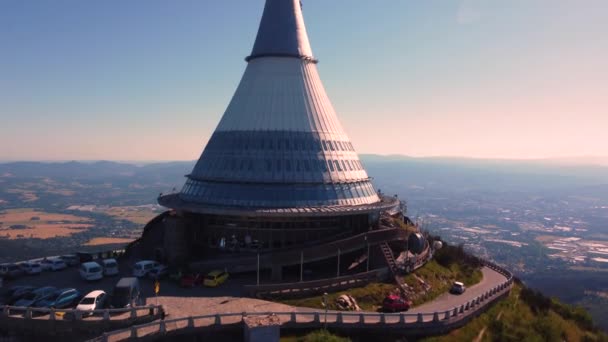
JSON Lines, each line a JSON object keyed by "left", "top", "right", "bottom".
{"left": 409, "top": 266, "right": 506, "bottom": 314}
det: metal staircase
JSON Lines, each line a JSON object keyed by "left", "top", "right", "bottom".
{"left": 380, "top": 242, "right": 408, "bottom": 294}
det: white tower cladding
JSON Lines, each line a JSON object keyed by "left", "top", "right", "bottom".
{"left": 180, "top": 0, "right": 380, "bottom": 208}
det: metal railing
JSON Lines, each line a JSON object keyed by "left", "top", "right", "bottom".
{"left": 91, "top": 260, "right": 513, "bottom": 342}
{"left": 244, "top": 270, "right": 382, "bottom": 298}
{"left": 0, "top": 304, "right": 163, "bottom": 322}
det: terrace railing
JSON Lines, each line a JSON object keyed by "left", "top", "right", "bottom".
{"left": 91, "top": 260, "right": 513, "bottom": 342}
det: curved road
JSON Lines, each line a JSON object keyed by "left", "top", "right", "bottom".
{"left": 409, "top": 266, "right": 506, "bottom": 314}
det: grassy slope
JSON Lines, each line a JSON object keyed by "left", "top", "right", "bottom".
{"left": 281, "top": 259, "right": 482, "bottom": 312}
{"left": 422, "top": 283, "right": 608, "bottom": 342}
{"left": 401, "top": 259, "right": 483, "bottom": 306}
{"left": 281, "top": 329, "right": 351, "bottom": 342}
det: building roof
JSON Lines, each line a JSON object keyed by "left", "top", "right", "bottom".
{"left": 166, "top": 0, "right": 382, "bottom": 210}
{"left": 247, "top": 0, "right": 314, "bottom": 62}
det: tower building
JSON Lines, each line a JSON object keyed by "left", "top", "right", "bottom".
{"left": 136, "top": 0, "right": 405, "bottom": 281}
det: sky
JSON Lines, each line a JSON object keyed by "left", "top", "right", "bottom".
{"left": 0, "top": 0, "right": 607, "bottom": 161}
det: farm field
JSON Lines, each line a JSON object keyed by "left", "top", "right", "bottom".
{"left": 85, "top": 237, "right": 135, "bottom": 246}
{"left": 103, "top": 206, "right": 160, "bottom": 225}
{"left": 0, "top": 208, "right": 93, "bottom": 239}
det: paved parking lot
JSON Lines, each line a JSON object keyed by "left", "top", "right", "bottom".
{"left": 0, "top": 260, "right": 291, "bottom": 319}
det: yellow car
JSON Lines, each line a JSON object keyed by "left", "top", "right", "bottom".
{"left": 203, "top": 270, "right": 229, "bottom": 287}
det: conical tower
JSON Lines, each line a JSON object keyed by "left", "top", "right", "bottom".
{"left": 168, "top": 0, "right": 380, "bottom": 209}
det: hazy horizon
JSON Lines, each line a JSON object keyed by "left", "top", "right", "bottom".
{"left": 1, "top": 0, "right": 607, "bottom": 161}
{"left": 2, "top": 154, "right": 608, "bottom": 167}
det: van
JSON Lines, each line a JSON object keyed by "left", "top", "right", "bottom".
{"left": 0, "top": 263, "right": 25, "bottom": 279}
{"left": 110, "top": 277, "right": 141, "bottom": 308}
{"left": 102, "top": 259, "right": 119, "bottom": 276}
{"left": 79, "top": 262, "right": 103, "bottom": 281}
{"left": 132, "top": 260, "right": 158, "bottom": 278}
{"left": 19, "top": 262, "right": 42, "bottom": 275}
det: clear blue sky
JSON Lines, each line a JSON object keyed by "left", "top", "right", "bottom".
{"left": 1, "top": 0, "right": 606, "bottom": 161}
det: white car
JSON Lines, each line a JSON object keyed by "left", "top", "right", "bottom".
{"left": 132, "top": 260, "right": 159, "bottom": 278}
{"left": 102, "top": 259, "right": 119, "bottom": 276}
{"left": 39, "top": 259, "right": 54, "bottom": 271}
{"left": 43, "top": 258, "right": 67, "bottom": 271}
{"left": 79, "top": 262, "right": 103, "bottom": 281}
{"left": 450, "top": 281, "right": 466, "bottom": 294}
{"left": 19, "top": 262, "right": 42, "bottom": 275}
{"left": 76, "top": 290, "right": 107, "bottom": 313}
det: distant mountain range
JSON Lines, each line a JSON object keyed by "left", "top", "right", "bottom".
{"left": 1, "top": 156, "right": 607, "bottom": 194}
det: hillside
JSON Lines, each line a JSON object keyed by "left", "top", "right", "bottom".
{"left": 423, "top": 281, "right": 608, "bottom": 342}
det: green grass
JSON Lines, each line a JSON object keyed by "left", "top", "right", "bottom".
{"left": 280, "top": 259, "right": 483, "bottom": 311}
{"left": 422, "top": 283, "right": 608, "bottom": 342}
{"left": 401, "top": 259, "right": 483, "bottom": 306}
{"left": 281, "top": 282, "right": 396, "bottom": 312}
{"left": 281, "top": 329, "right": 351, "bottom": 342}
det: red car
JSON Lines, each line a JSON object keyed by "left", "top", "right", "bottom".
{"left": 382, "top": 295, "right": 412, "bottom": 312}
{"left": 180, "top": 273, "right": 203, "bottom": 287}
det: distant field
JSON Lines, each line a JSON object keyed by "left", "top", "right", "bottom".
{"left": 104, "top": 206, "right": 159, "bottom": 225}
{"left": 0, "top": 209, "right": 93, "bottom": 239}
{"left": 84, "top": 237, "right": 135, "bottom": 246}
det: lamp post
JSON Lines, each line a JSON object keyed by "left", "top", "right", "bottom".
{"left": 365, "top": 235, "right": 370, "bottom": 272}
{"left": 256, "top": 253, "right": 260, "bottom": 286}
{"left": 322, "top": 292, "right": 328, "bottom": 329}
{"left": 336, "top": 249, "right": 341, "bottom": 278}
{"left": 300, "top": 251, "right": 304, "bottom": 282}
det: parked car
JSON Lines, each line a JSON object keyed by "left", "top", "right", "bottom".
{"left": 147, "top": 265, "right": 169, "bottom": 279}
{"left": 76, "top": 290, "right": 108, "bottom": 313}
{"left": 34, "top": 288, "right": 81, "bottom": 309}
{"left": 382, "top": 295, "right": 412, "bottom": 312}
{"left": 14, "top": 286, "right": 56, "bottom": 307}
{"left": 49, "top": 258, "right": 67, "bottom": 271}
{"left": 169, "top": 269, "right": 184, "bottom": 283}
{"left": 203, "top": 270, "right": 229, "bottom": 287}
{"left": 19, "top": 262, "right": 42, "bottom": 275}
{"left": 180, "top": 273, "right": 203, "bottom": 287}
{"left": 102, "top": 259, "right": 119, "bottom": 276}
{"left": 76, "top": 252, "right": 95, "bottom": 264}
{"left": 110, "top": 278, "right": 141, "bottom": 308}
{"left": 132, "top": 260, "right": 159, "bottom": 278}
{"left": 0, "top": 263, "right": 25, "bottom": 279}
{"left": 59, "top": 254, "right": 80, "bottom": 267}
{"left": 80, "top": 262, "right": 103, "bottom": 281}
{"left": 7, "top": 286, "right": 36, "bottom": 305}
{"left": 450, "top": 281, "right": 466, "bottom": 294}
{"left": 39, "top": 259, "right": 54, "bottom": 271}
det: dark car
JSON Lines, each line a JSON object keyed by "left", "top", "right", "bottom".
{"left": 7, "top": 286, "right": 37, "bottom": 305}
{"left": 382, "top": 295, "right": 412, "bottom": 312}
{"left": 110, "top": 277, "right": 141, "bottom": 308}
{"left": 180, "top": 273, "right": 203, "bottom": 287}
{"left": 14, "top": 286, "right": 56, "bottom": 307}
{"left": 60, "top": 255, "right": 80, "bottom": 267}
{"left": 34, "top": 288, "right": 81, "bottom": 309}
{"left": 76, "top": 252, "right": 95, "bottom": 264}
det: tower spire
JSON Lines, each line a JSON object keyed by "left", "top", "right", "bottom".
{"left": 247, "top": 0, "right": 314, "bottom": 62}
